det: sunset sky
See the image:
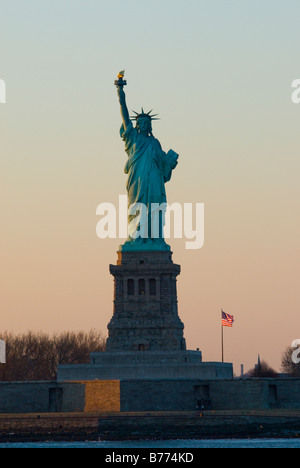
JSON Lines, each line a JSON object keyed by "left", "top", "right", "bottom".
{"left": 1, "top": 0, "right": 300, "bottom": 374}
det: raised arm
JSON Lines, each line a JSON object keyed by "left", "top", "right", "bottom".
{"left": 117, "top": 86, "right": 131, "bottom": 131}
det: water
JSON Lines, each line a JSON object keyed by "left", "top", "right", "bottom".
{"left": 1, "top": 439, "right": 300, "bottom": 448}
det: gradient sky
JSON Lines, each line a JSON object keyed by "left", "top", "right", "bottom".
{"left": 1, "top": 0, "right": 300, "bottom": 374}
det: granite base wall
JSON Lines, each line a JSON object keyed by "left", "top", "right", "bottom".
{"left": 0, "top": 381, "right": 120, "bottom": 414}
{"left": 1, "top": 378, "right": 300, "bottom": 414}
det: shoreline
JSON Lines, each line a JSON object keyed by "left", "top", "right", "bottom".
{"left": 1, "top": 410, "right": 300, "bottom": 443}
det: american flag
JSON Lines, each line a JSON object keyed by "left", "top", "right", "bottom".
{"left": 222, "top": 310, "right": 234, "bottom": 327}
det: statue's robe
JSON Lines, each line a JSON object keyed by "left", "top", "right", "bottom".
{"left": 120, "top": 121, "right": 177, "bottom": 245}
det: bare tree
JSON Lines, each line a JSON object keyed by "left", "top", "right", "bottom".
{"left": 0, "top": 329, "right": 106, "bottom": 381}
{"left": 281, "top": 346, "right": 300, "bottom": 377}
{"left": 246, "top": 359, "right": 279, "bottom": 378}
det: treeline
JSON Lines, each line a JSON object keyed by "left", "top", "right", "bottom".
{"left": 0, "top": 329, "right": 106, "bottom": 381}
{"left": 243, "top": 346, "right": 300, "bottom": 378}
{"left": 245, "top": 360, "right": 279, "bottom": 378}
{"left": 0, "top": 330, "right": 299, "bottom": 381}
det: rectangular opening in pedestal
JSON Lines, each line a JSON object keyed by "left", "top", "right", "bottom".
{"left": 127, "top": 279, "right": 134, "bottom": 295}
{"left": 138, "top": 279, "right": 145, "bottom": 295}
{"left": 149, "top": 278, "right": 157, "bottom": 296}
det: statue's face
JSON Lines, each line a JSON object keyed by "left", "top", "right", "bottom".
{"left": 137, "top": 117, "right": 151, "bottom": 134}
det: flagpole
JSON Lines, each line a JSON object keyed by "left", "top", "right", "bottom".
{"left": 221, "top": 310, "right": 224, "bottom": 363}
{"left": 222, "top": 324, "right": 224, "bottom": 363}
{"left": 221, "top": 309, "right": 234, "bottom": 363}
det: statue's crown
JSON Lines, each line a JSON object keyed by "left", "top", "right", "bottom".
{"left": 130, "top": 108, "right": 160, "bottom": 122}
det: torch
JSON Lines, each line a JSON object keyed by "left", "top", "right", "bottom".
{"left": 114, "top": 70, "right": 127, "bottom": 88}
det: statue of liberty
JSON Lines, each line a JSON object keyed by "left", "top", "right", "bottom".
{"left": 115, "top": 71, "right": 179, "bottom": 251}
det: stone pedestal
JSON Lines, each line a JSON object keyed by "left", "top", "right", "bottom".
{"left": 106, "top": 250, "right": 186, "bottom": 353}
{"left": 57, "top": 250, "right": 233, "bottom": 382}
{"left": 57, "top": 351, "right": 234, "bottom": 381}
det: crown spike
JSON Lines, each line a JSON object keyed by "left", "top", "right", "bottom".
{"left": 129, "top": 108, "right": 160, "bottom": 122}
